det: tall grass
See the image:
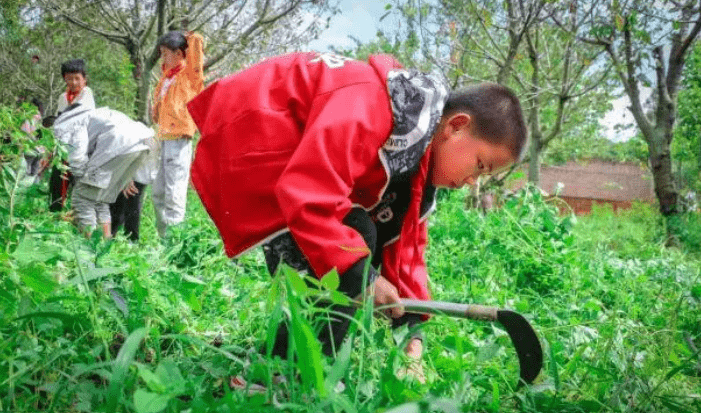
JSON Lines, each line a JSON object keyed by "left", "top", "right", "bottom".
{"left": 1, "top": 116, "right": 700, "bottom": 413}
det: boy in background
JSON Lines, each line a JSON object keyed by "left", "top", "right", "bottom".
{"left": 52, "top": 105, "right": 151, "bottom": 238}
{"left": 20, "top": 97, "right": 46, "bottom": 180}
{"left": 187, "top": 52, "right": 527, "bottom": 383}
{"left": 151, "top": 31, "right": 205, "bottom": 237}
{"left": 56, "top": 59, "right": 95, "bottom": 113}
{"left": 110, "top": 136, "right": 159, "bottom": 242}
{"left": 49, "top": 59, "right": 96, "bottom": 212}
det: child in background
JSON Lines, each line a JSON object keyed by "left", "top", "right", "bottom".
{"left": 56, "top": 59, "right": 95, "bottom": 113}
{"left": 110, "top": 136, "right": 159, "bottom": 242}
{"left": 187, "top": 52, "right": 527, "bottom": 383}
{"left": 52, "top": 105, "right": 152, "bottom": 238}
{"left": 20, "top": 97, "right": 46, "bottom": 180}
{"left": 49, "top": 59, "right": 96, "bottom": 212}
{"left": 151, "top": 31, "right": 205, "bottom": 237}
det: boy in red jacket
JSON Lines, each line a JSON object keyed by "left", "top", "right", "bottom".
{"left": 187, "top": 52, "right": 527, "bottom": 381}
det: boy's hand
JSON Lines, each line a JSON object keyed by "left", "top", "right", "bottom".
{"left": 122, "top": 181, "right": 139, "bottom": 197}
{"left": 372, "top": 275, "right": 404, "bottom": 318}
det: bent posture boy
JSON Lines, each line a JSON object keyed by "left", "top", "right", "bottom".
{"left": 52, "top": 105, "right": 152, "bottom": 237}
{"left": 188, "top": 52, "right": 527, "bottom": 380}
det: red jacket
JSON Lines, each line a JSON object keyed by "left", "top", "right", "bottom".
{"left": 188, "top": 52, "right": 435, "bottom": 301}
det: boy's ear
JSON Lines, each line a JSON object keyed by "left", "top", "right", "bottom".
{"left": 446, "top": 113, "right": 472, "bottom": 133}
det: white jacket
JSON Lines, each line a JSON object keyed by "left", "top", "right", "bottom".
{"left": 56, "top": 87, "right": 95, "bottom": 114}
{"left": 53, "top": 105, "right": 152, "bottom": 202}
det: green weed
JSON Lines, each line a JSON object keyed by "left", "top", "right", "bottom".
{"left": 1, "top": 109, "right": 700, "bottom": 411}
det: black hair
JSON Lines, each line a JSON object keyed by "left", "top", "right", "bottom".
{"left": 61, "top": 59, "right": 87, "bottom": 77}
{"left": 30, "top": 97, "right": 44, "bottom": 116}
{"left": 442, "top": 83, "right": 528, "bottom": 161}
{"left": 42, "top": 115, "right": 56, "bottom": 128}
{"left": 157, "top": 31, "right": 188, "bottom": 57}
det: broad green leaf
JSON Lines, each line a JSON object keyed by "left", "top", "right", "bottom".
{"left": 133, "top": 389, "right": 170, "bottom": 413}
{"left": 287, "top": 278, "right": 325, "bottom": 397}
{"left": 185, "top": 291, "right": 202, "bottom": 312}
{"left": 66, "top": 267, "right": 123, "bottom": 285}
{"left": 19, "top": 264, "right": 57, "bottom": 294}
{"left": 325, "top": 317, "right": 353, "bottom": 389}
{"left": 155, "top": 359, "right": 186, "bottom": 394}
{"left": 106, "top": 327, "right": 148, "bottom": 413}
{"left": 320, "top": 269, "right": 339, "bottom": 291}
{"left": 12, "top": 236, "right": 64, "bottom": 266}
{"left": 490, "top": 379, "right": 500, "bottom": 411}
{"left": 285, "top": 266, "right": 309, "bottom": 296}
{"left": 329, "top": 290, "right": 351, "bottom": 306}
{"left": 265, "top": 296, "right": 285, "bottom": 358}
{"left": 291, "top": 309, "right": 325, "bottom": 395}
{"left": 14, "top": 311, "right": 88, "bottom": 333}
{"left": 138, "top": 365, "right": 166, "bottom": 393}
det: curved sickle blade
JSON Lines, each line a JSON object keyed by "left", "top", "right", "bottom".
{"left": 395, "top": 299, "right": 544, "bottom": 384}
{"left": 497, "top": 310, "right": 543, "bottom": 384}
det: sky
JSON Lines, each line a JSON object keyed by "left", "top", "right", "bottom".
{"left": 306, "top": 1, "right": 390, "bottom": 52}
{"left": 305, "top": 0, "right": 640, "bottom": 142}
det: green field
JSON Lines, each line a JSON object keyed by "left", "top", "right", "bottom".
{"left": 2, "top": 162, "right": 700, "bottom": 412}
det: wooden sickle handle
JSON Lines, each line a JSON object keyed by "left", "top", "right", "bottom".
{"left": 400, "top": 299, "right": 499, "bottom": 321}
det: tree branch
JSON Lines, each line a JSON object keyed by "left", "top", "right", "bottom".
{"left": 56, "top": 12, "right": 129, "bottom": 45}
{"left": 619, "top": 18, "right": 654, "bottom": 140}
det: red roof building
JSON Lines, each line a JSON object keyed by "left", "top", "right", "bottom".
{"left": 535, "top": 160, "right": 656, "bottom": 214}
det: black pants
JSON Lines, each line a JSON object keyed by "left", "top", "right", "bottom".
{"left": 49, "top": 165, "right": 73, "bottom": 212}
{"left": 110, "top": 182, "right": 147, "bottom": 241}
{"left": 262, "top": 208, "right": 421, "bottom": 359}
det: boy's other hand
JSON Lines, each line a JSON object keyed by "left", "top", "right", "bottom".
{"left": 122, "top": 181, "right": 139, "bottom": 197}
{"left": 372, "top": 275, "right": 404, "bottom": 318}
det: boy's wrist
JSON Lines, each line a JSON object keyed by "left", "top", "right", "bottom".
{"left": 338, "top": 258, "right": 378, "bottom": 299}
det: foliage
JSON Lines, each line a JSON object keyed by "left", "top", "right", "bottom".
{"left": 429, "top": 185, "right": 577, "bottom": 296}
{"left": 578, "top": 0, "right": 701, "bottom": 215}
{"left": 31, "top": 0, "right": 338, "bottom": 121}
{"left": 3, "top": 162, "right": 700, "bottom": 411}
{"left": 0, "top": 10, "right": 136, "bottom": 116}
{"left": 673, "top": 41, "right": 701, "bottom": 194}
{"left": 544, "top": 135, "right": 648, "bottom": 165}
{"left": 2, "top": 104, "right": 701, "bottom": 411}
{"left": 344, "top": 0, "right": 616, "bottom": 185}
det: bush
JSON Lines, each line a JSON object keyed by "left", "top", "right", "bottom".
{"left": 429, "top": 184, "right": 577, "bottom": 296}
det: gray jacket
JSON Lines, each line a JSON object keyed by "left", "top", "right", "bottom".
{"left": 53, "top": 105, "right": 152, "bottom": 202}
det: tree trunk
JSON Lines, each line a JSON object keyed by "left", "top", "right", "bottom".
{"left": 125, "top": 39, "right": 150, "bottom": 122}
{"left": 648, "top": 129, "right": 678, "bottom": 215}
{"left": 136, "top": 61, "right": 154, "bottom": 124}
{"left": 528, "top": 136, "right": 542, "bottom": 185}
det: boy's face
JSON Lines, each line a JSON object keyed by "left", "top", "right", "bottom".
{"left": 63, "top": 72, "right": 86, "bottom": 93}
{"left": 430, "top": 113, "right": 515, "bottom": 189}
{"left": 160, "top": 46, "right": 185, "bottom": 70}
